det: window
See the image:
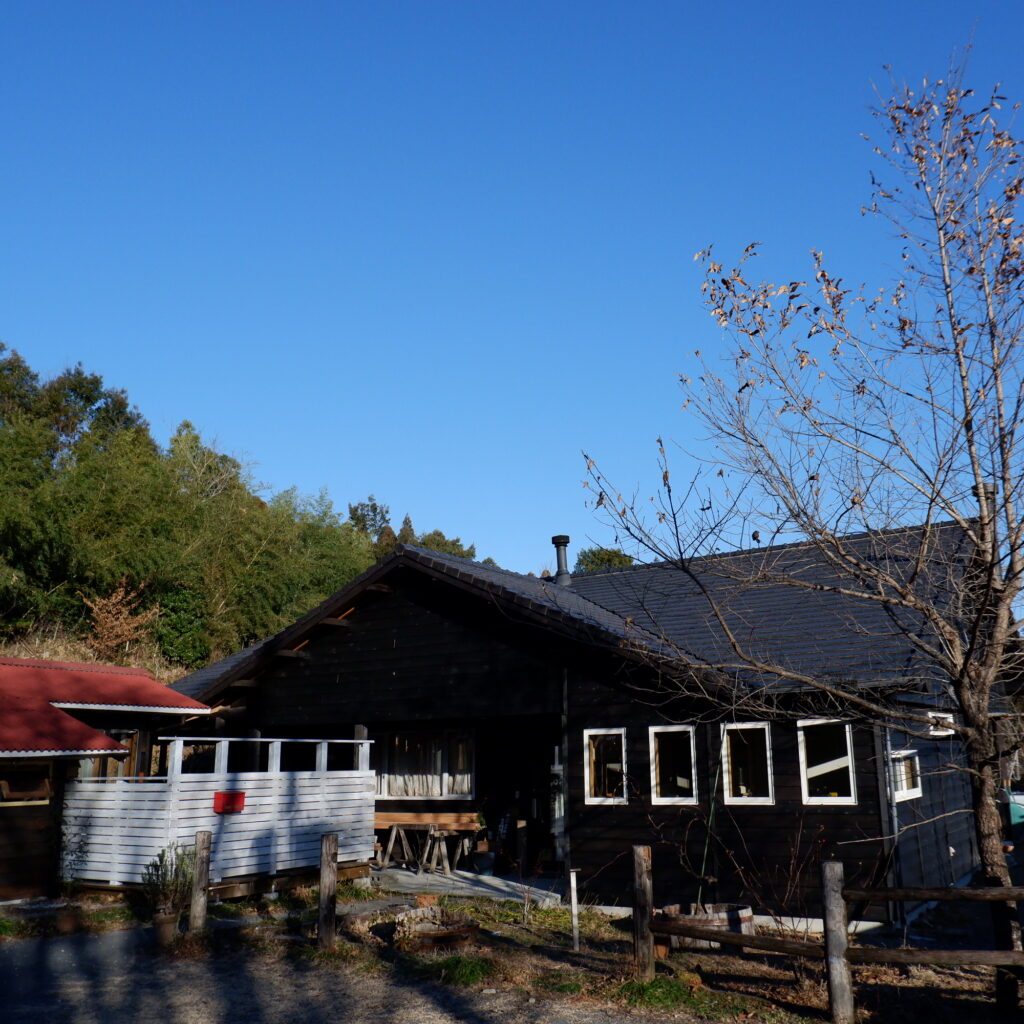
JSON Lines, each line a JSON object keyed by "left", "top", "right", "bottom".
{"left": 649, "top": 725, "right": 697, "bottom": 804}
{"left": 797, "top": 720, "right": 857, "bottom": 805}
{"left": 584, "top": 728, "right": 627, "bottom": 805}
{"left": 721, "top": 723, "right": 774, "bottom": 804}
{"left": 375, "top": 731, "right": 473, "bottom": 799}
{"left": 891, "top": 749, "right": 922, "bottom": 802}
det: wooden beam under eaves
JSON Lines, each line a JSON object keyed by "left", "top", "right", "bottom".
{"left": 366, "top": 583, "right": 392, "bottom": 592}
{"left": 227, "top": 678, "right": 260, "bottom": 689}
{"left": 319, "top": 617, "right": 353, "bottom": 628}
{"left": 273, "top": 649, "right": 310, "bottom": 660}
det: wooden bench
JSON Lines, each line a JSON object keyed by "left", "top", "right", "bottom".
{"left": 374, "top": 812, "right": 481, "bottom": 876}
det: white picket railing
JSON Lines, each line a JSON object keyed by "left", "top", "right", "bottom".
{"left": 62, "top": 737, "right": 374, "bottom": 886}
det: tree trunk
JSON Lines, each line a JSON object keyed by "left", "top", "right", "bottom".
{"left": 965, "top": 725, "right": 1021, "bottom": 1010}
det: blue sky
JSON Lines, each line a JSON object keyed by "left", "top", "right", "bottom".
{"left": 1, "top": 2, "right": 1021, "bottom": 573}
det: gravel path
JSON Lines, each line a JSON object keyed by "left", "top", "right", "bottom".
{"left": 0, "top": 930, "right": 668, "bottom": 1024}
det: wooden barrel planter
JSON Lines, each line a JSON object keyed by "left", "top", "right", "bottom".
{"left": 151, "top": 910, "right": 180, "bottom": 948}
{"left": 655, "top": 903, "right": 754, "bottom": 954}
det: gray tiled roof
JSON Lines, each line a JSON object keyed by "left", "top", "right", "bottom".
{"left": 171, "top": 644, "right": 264, "bottom": 700}
{"left": 172, "top": 523, "right": 970, "bottom": 701}
{"left": 571, "top": 521, "right": 970, "bottom": 686}
{"left": 399, "top": 546, "right": 668, "bottom": 649}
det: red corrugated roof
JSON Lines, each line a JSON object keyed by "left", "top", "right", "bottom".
{"left": 0, "top": 657, "right": 210, "bottom": 756}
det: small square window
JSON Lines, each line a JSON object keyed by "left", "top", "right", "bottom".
{"left": 891, "top": 749, "right": 922, "bottom": 802}
{"left": 584, "top": 728, "right": 627, "bottom": 805}
{"left": 798, "top": 720, "right": 857, "bottom": 805}
{"left": 722, "top": 723, "right": 774, "bottom": 804}
{"left": 649, "top": 726, "right": 697, "bottom": 804}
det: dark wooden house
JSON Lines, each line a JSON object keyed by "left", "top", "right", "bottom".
{"left": 172, "top": 526, "right": 981, "bottom": 921}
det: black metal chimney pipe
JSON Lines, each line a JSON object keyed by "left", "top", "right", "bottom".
{"left": 552, "top": 535, "right": 571, "bottom": 586}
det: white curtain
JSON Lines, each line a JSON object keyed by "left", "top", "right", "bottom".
{"left": 381, "top": 731, "right": 472, "bottom": 797}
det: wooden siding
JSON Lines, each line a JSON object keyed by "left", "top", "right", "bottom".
{"left": 0, "top": 761, "right": 61, "bottom": 898}
{"left": 254, "top": 577, "right": 563, "bottom": 731}
{"left": 565, "top": 676, "right": 891, "bottom": 917}
{"left": 0, "top": 803, "right": 57, "bottom": 898}
{"left": 886, "top": 733, "right": 977, "bottom": 891}
{"left": 62, "top": 769, "right": 374, "bottom": 885}
{"left": 213, "top": 570, "right": 978, "bottom": 922}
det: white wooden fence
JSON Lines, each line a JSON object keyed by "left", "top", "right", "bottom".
{"left": 62, "top": 737, "right": 374, "bottom": 886}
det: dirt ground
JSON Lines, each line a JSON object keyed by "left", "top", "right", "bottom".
{"left": 0, "top": 891, "right": 1019, "bottom": 1024}
{"left": 1, "top": 940, "right": 663, "bottom": 1024}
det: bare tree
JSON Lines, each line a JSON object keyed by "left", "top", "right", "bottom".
{"left": 586, "top": 57, "right": 1024, "bottom": 968}
{"left": 83, "top": 578, "right": 160, "bottom": 664}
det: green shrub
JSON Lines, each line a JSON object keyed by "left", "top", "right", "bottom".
{"left": 142, "top": 842, "right": 195, "bottom": 915}
{"left": 619, "top": 977, "right": 694, "bottom": 1008}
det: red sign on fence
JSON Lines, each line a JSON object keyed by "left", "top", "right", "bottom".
{"left": 213, "top": 791, "right": 245, "bottom": 813}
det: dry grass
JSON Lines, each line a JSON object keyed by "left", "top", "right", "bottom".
{"left": 333, "top": 895, "right": 1013, "bottom": 1023}
{"left": 0, "top": 627, "right": 182, "bottom": 683}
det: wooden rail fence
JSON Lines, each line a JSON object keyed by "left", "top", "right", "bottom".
{"left": 183, "top": 828, "right": 344, "bottom": 950}
{"left": 631, "top": 844, "right": 1024, "bottom": 1023}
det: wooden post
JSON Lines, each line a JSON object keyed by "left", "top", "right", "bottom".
{"left": 991, "top": 894, "right": 1021, "bottom": 1013}
{"left": 319, "top": 832, "right": 338, "bottom": 950}
{"left": 569, "top": 869, "right": 580, "bottom": 952}
{"left": 633, "top": 845, "right": 655, "bottom": 981}
{"left": 354, "top": 725, "right": 369, "bottom": 771}
{"left": 189, "top": 830, "right": 211, "bottom": 934}
{"left": 821, "top": 859, "right": 855, "bottom": 1024}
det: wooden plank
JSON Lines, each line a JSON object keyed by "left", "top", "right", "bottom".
{"left": 319, "top": 618, "right": 353, "bottom": 628}
{"left": 847, "top": 947, "right": 1024, "bottom": 966}
{"left": 650, "top": 919, "right": 823, "bottom": 958}
{"left": 209, "top": 861, "right": 369, "bottom": 899}
{"left": 374, "top": 812, "right": 479, "bottom": 829}
{"left": 648, "top": 920, "right": 1024, "bottom": 968}
{"left": 845, "top": 886, "right": 1024, "bottom": 903}
{"left": 273, "top": 649, "right": 310, "bottom": 660}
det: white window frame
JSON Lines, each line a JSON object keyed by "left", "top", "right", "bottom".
{"left": 797, "top": 718, "right": 857, "bottom": 806}
{"left": 583, "top": 727, "right": 628, "bottom": 806}
{"left": 375, "top": 729, "right": 475, "bottom": 801}
{"left": 721, "top": 722, "right": 774, "bottom": 806}
{"left": 891, "top": 749, "right": 923, "bottom": 802}
{"left": 648, "top": 725, "right": 698, "bottom": 805}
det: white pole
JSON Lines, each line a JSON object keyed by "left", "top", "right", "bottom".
{"left": 570, "top": 869, "right": 581, "bottom": 952}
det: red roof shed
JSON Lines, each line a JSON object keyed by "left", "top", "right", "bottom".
{"left": 0, "top": 657, "right": 210, "bottom": 757}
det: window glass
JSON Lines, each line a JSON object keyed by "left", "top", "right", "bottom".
{"left": 651, "top": 727, "right": 696, "bottom": 802}
{"left": 724, "top": 725, "right": 772, "bottom": 801}
{"left": 447, "top": 734, "right": 472, "bottom": 795}
{"left": 586, "top": 730, "right": 626, "bottom": 802}
{"left": 377, "top": 731, "right": 473, "bottom": 798}
{"left": 387, "top": 734, "right": 443, "bottom": 797}
{"left": 891, "top": 750, "right": 922, "bottom": 800}
{"left": 800, "top": 721, "right": 855, "bottom": 801}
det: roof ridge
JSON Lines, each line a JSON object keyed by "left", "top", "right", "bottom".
{"left": 572, "top": 519, "right": 969, "bottom": 579}
{"left": 400, "top": 544, "right": 669, "bottom": 647}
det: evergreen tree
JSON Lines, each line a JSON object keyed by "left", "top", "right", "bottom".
{"left": 396, "top": 514, "right": 416, "bottom": 545}
{"left": 573, "top": 546, "right": 634, "bottom": 573}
